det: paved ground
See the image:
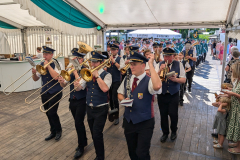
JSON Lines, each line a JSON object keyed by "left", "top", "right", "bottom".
{"left": 0, "top": 50, "right": 238, "bottom": 160}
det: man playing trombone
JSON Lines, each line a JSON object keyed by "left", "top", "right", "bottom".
{"left": 58, "top": 48, "right": 88, "bottom": 159}
{"left": 75, "top": 51, "right": 111, "bottom": 160}
{"left": 31, "top": 46, "right": 63, "bottom": 141}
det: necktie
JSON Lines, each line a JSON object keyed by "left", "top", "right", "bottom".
{"left": 132, "top": 77, "right": 139, "bottom": 92}
{"left": 167, "top": 63, "right": 171, "bottom": 72}
{"left": 93, "top": 76, "right": 96, "bottom": 82}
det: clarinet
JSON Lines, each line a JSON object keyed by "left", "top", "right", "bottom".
{"left": 126, "top": 69, "right": 131, "bottom": 99}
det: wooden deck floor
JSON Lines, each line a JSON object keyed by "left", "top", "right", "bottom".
{"left": 0, "top": 53, "right": 238, "bottom": 160}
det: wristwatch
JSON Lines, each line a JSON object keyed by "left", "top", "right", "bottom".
{"left": 96, "top": 75, "right": 101, "bottom": 79}
{"left": 114, "top": 61, "right": 117, "bottom": 64}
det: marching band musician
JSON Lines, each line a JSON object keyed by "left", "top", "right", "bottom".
{"left": 107, "top": 44, "right": 125, "bottom": 125}
{"left": 58, "top": 48, "right": 87, "bottom": 159}
{"left": 153, "top": 42, "right": 163, "bottom": 63}
{"left": 118, "top": 51, "right": 162, "bottom": 160}
{"left": 182, "top": 40, "right": 197, "bottom": 92}
{"left": 32, "top": 46, "right": 63, "bottom": 141}
{"left": 155, "top": 48, "right": 186, "bottom": 143}
{"left": 106, "top": 41, "right": 111, "bottom": 56}
{"left": 121, "top": 46, "right": 131, "bottom": 81}
{"left": 75, "top": 51, "right": 111, "bottom": 160}
{"left": 178, "top": 52, "right": 191, "bottom": 106}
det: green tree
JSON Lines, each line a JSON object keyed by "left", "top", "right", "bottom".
{"left": 199, "top": 34, "right": 210, "bottom": 41}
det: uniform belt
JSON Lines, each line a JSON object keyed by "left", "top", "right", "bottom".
{"left": 87, "top": 104, "right": 108, "bottom": 109}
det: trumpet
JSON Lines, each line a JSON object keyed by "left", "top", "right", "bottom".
{"left": 159, "top": 60, "right": 169, "bottom": 82}
{"left": 120, "top": 63, "right": 130, "bottom": 74}
{"left": 25, "top": 57, "right": 90, "bottom": 104}
{"left": 80, "top": 58, "right": 111, "bottom": 82}
{"left": 3, "top": 58, "right": 45, "bottom": 95}
{"left": 40, "top": 58, "right": 110, "bottom": 113}
{"left": 154, "top": 49, "right": 160, "bottom": 63}
{"left": 106, "top": 53, "right": 113, "bottom": 68}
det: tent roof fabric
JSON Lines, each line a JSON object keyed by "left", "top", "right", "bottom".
{"left": 76, "top": 0, "right": 230, "bottom": 29}
{"left": 0, "top": 3, "right": 45, "bottom": 27}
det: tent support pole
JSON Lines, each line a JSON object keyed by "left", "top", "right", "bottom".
{"left": 21, "top": 29, "right": 26, "bottom": 54}
{"left": 102, "top": 30, "right": 106, "bottom": 51}
{"left": 221, "top": 31, "right": 229, "bottom": 85}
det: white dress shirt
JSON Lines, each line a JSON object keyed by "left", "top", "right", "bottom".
{"left": 36, "top": 61, "right": 63, "bottom": 77}
{"left": 145, "top": 60, "right": 157, "bottom": 70}
{"left": 155, "top": 61, "right": 186, "bottom": 78}
{"left": 117, "top": 72, "right": 162, "bottom": 95}
{"left": 179, "top": 60, "right": 191, "bottom": 68}
{"left": 113, "top": 55, "right": 125, "bottom": 70}
{"left": 78, "top": 68, "right": 112, "bottom": 107}
{"left": 36, "top": 52, "right": 43, "bottom": 59}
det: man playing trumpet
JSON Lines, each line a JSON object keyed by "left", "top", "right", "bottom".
{"left": 155, "top": 47, "right": 186, "bottom": 143}
{"left": 75, "top": 51, "right": 111, "bottom": 160}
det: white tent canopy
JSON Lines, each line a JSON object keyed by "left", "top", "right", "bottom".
{"left": 127, "top": 29, "right": 182, "bottom": 39}
{"left": 71, "top": 0, "right": 231, "bottom": 30}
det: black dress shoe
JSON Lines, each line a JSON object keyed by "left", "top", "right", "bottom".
{"left": 74, "top": 149, "right": 84, "bottom": 159}
{"left": 170, "top": 132, "right": 177, "bottom": 141}
{"left": 160, "top": 134, "right": 168, "bottom": 143}
{"left": 188, "top": 88, "right": 191, "bottom": 92}
{"left": 45, "top": 133, "right": 56, "bottom": 141}
{"left": 55, "top": 131, "right": 62, "bottom": 141}
{"left": 179, "top": 101, "right": 183, "bottom": 106}
{"left": 75, "top": 142, "right": 88, "bottom": 151}
{"left": 114, "top": 119, "right": 119, "bottom": 125}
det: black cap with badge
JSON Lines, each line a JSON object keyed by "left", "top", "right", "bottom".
{"left": 129, "top": 51, "right": 148, "bottom": 64}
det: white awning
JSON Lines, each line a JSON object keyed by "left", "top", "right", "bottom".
{"left": 0, "top": 1, "right": 45, "bottom": 27}
{"left": 127, "top": 29, "right": 181, "bottom": 39}
{"left": 74, "top": 0, "right": 230, "bottom": 29}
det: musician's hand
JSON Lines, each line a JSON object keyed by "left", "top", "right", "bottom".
{"left": 125, "top": 60, "right": 130, "bottom": 64}
{"left": 160, "top": 64, "right": 166, "bottom": 71}
{"left": 125, "top": 98, "right": 129, "bottom": 100}
{"left": 148, "top": 54, "right": 154, "bottom": 65}
{"left": 185, "top": 56, "right": 190, "bottom": 59}
{"left": 58, "top": 76, "right": 65, "bottom": 84}
{"left": 73, "top": 81, "right": 80, "bottom": 89}
{"left": 110, "top": 55, "right": 115, "bottom": 63}
{"left": 32, "top": 68, "right": 37, "bottom": 75}
{"left": 168, "top": 75, "right": 177, "bottom": 82}
{"left": 73, "top": 69, "right": 77, "bottom": 75}
{"left": 44, "top": 60, "right": 49, "bottom": 65}
{"left": 92, "top": 70, "right": 99, "bottom": 78}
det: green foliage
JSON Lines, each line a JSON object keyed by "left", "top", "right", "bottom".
{"left": 199, "top": 34, "right": 210, "bottom": 41}
{"left": 206, "top": 28, "right": 219, "bottom": 35}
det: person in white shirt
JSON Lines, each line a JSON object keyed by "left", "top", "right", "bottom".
{"left": 32, "top": 46, "right": 63, "bottom": 141}
{"left": 74, "top": 51, "right": 111, "bottom": 160}
{"left": 117, "top": 51, "right": 162, "bottom": 160}
{"left": 143, "top": 49, "right": 157, "bottom": 76}
{"left": 178, "top": 52, "right": 191, "bottom": 106}
{"left": 32, "top": 47, "right": 43, "bottom": 59}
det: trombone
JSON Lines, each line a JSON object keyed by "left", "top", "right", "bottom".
{"left": 3, "top": 58, "right": 45, "bottom": 95}
{"left": 25, "top": 57, "right": 90, "bottom": 104}
{"left": 40, "top": 57, "right": 110, "bottom": 113}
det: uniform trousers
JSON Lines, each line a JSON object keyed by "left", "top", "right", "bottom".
{"left": 158, "top": 92, "right": 179, "bottom": 135}
{"left": 203, "top": 52, "right": 207, "bottom": 62}
{"left": 86, "top": 104, "right": 108, "bottom": 160}
{"left": 69, "top": 98, "right": 87, "bottom": 150}
{"left": 109, "top": 81, "right": 120, "bottom": 115}
{"left": 124, "top": 118, "right": 155, "bottom": 160}
{"left": 41, "top": 92, "right": 62, "bottom": 134}
{"left": 179, "top": 83, "right": 185, "bottom": 103}
{"left": 185, "top": 69, "right": 194, "bottom": 89}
